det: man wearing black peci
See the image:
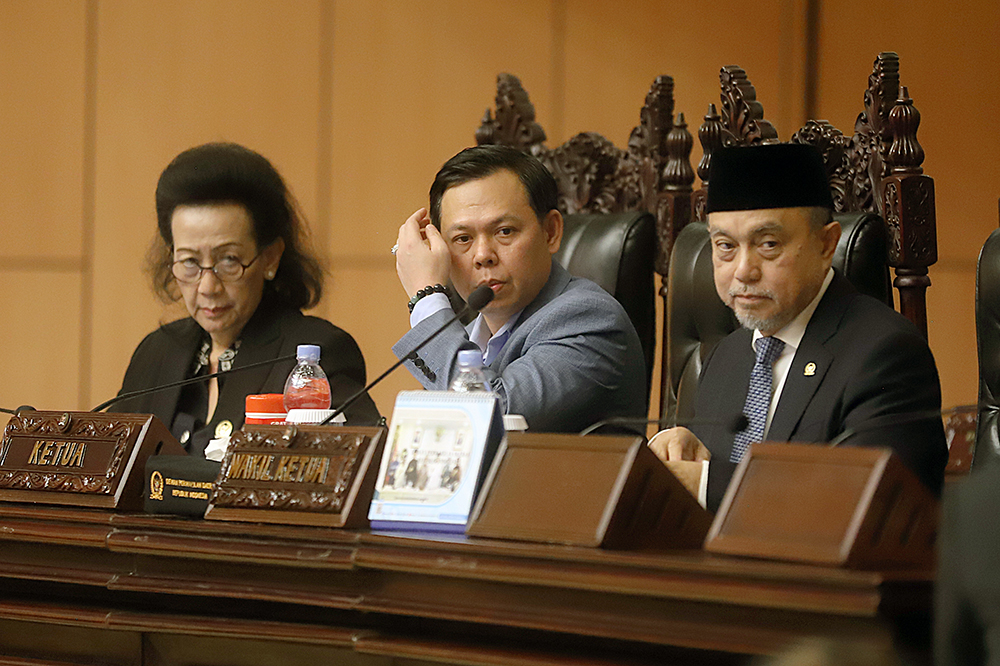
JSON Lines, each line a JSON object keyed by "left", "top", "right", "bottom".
{"left": 649, "top": 143, "right": 947, "bottom": 511}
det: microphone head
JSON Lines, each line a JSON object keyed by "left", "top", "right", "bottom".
{"left": 730, "top": 413, "right": 750, "bottom": 434}
{"left": 466, "top": 284, "right": 495, "bottom": 312}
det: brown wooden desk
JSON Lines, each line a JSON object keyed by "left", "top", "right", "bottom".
{"left": 0, "top": 503, "right": 932, "bottom": 665}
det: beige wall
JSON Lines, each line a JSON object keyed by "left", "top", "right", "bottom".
{"left": 0, "top": 0, "right": 993, "bottom": 424}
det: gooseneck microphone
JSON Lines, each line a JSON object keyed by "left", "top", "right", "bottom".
{"left": 90, "top": 353, "right": 297, "bottom": 413}
{"left": 826, "top": 408, "right": 945, "bottom": 448}
{"left": 0, "top": 405, "right": 35, "bottom": 416}
{"left": 578, "top": 413, "right": 750, "bottom": 438}
{"left": 319, "top": 284, "right": 495, "bottom": 426}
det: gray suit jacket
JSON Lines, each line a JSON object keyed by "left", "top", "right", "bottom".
{"left": 693, "top": 270, "right": 947, "bottom": 511}
{"left": 392, "top": 261, "right": 648, "bottom": 433}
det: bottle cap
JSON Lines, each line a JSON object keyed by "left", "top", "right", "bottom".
{"left": 285, "top": 409, "right": 346, "bottom": 425}
{"left": 245, "top": 393, "right": 287, "bottom": 425}
{"left": 457, "top": 349, "right": 483, "bottom": 367}
{"left": 296, "top": 344, "right": 321, "bottom": 362}
{"left": 245, "top": 393, "right": 286, "bottom": 413}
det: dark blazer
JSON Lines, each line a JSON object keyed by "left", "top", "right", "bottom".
{"left": 693, "top": 270, "right": 947, "bottom": 511}
{"left": 936, "top": 464, "right": 1000, "bottom": 666}
{"left": 392, "top": 260, "right": 648, "bottom": 433}
{"left": 118, "top": 296, "right": 380, "bottom": 456}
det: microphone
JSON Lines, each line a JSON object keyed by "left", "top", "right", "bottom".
{"left": 579, "top": 413, "right": 750, "bottom": 438}
{"left": 826, "top": 408, "right": 945, "bottom": 448}
{"left": 0, "top": 405, "right": 35, "bottom": 415}
{"left": 91, "top": 353, "right": 297, "bottom": 412}
{"left": 319, "top": 284, "right": 496, "bottom": 426}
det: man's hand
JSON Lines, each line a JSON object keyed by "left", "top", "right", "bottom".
{"left": 395, "top": 207, "right": 451, "bottom": 298}
{"left": 648, "top": 426, "right": 711, "bottom": 463}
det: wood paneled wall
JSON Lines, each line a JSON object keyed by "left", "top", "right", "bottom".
{"left": 1, "top": 0, "right": 994, "bottom": 424}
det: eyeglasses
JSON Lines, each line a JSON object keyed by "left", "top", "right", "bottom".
{"left": 171, "top": 254, "right": 260, "bottom": 283}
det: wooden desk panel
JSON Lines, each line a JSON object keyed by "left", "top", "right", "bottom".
{"left": 0, "top": 503, "right": 931, "bottom": 665}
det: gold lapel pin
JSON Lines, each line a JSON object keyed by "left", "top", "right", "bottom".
{"left": 804, "top": 362, "right": 817, "bottom": 377}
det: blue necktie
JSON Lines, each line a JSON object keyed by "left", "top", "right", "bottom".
{"left": 731, "top": 336, "right": 785, "bottom": 463}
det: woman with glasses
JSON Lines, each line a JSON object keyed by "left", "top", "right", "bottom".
{"left": 118, "top": 142, "right": 379, "bottom": 457}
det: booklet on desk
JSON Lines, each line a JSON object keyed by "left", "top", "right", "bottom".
{"left": 368, "top": 391, "right": 504, "bottom": 533}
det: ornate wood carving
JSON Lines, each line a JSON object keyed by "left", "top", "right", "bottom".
{"left": 0, "top": 411, "right": 183, "bottom": 510}
{"left": 883, "top": 85, "right": 936, "bottom": 334}
{"left": 790, "top": 52, "right": 900, "bottom": 217}
{"left": 205, "top": 424, "right": 385, "bottom": 527}
{"left": 475, "top": 74, "right": 546, "bottom": 154}
{"left": 659, "top": 113, "right": 695, "bottom": 276}
{"left": 943, "top": 405, "right": 976, "bottom": 477}
{"left": 0, "top": 412, "right": 131, "bottom": 495}
{"left": 716, "top": 65, "right": 779, "bottom": 147}
{"left": 692, "top": 103, "right": 723, "bottom": 222}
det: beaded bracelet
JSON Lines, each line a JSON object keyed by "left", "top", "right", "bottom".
{"left": 407, "top": 283, "right": 448, "bottom": 313}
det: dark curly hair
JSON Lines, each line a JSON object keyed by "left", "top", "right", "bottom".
{"left": 147, "top": 142, "right": 324, "bottom": 309}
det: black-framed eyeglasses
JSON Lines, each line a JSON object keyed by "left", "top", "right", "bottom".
{"left": 171, "top": 254, "right": 260, "bottom": 283}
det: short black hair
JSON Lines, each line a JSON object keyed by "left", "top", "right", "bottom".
{"left": 149, "top": 142, "right": 323, "bottom": 309}
{"left": 428, "top": 145, "right": 559, "bottom": 228}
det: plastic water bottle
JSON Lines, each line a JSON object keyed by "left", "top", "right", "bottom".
{"left": 283, "top": 344, "right": 332, "bottom": 410}
{"left": 450, "top": 350, "right": 489, "bottom": 392}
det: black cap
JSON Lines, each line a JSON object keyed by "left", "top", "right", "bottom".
{"left": 706, "top": 143, "right": 833, "bottom": 213}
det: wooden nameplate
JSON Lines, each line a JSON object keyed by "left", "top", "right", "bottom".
{"left": 205, "top": 424, "right": 386, "bottom": 528}
{"left": 466, "top": 433, "right": 713, "bottom": 550}
{"left": 0, "top": 411, "right": 185, "bottom": 511}
{"left": 705, "top": 442, "right": 938, "bottom": 569}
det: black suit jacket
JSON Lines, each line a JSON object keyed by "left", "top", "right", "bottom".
{"left": 693, "top": 271, "right": 947, "bottom": 511}
{"left": 118, "top": 297, "right": 380, "bottom": 456}
{"left": 936, "top": 464, "right": 1000, "bottom": 666}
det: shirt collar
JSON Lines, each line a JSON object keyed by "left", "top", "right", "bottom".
{"left": 469, "top": 311, "right": 522, "bottom": 366}
{"left": 752, "top": 268, "right": 834, "bottom": 353}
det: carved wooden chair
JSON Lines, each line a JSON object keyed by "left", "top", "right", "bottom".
{"left": 473, "top": 56, "right": 937, "bottom": 427}
{"left": 666, "top": 52, "right": 938, "bottom": 422}
{"left": 476, "top": 73, "right": 694, "bottom": 405}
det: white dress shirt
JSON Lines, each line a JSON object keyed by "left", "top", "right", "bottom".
{"left": 752, "top": 267, "right": 834, "bottom": 438}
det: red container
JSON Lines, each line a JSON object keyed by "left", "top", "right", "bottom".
{"left": 245, "top": 393, "right": 287, "bottom": 425}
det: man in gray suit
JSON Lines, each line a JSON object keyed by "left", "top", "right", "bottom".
{"left": 391, "top": 145, "right": 647, "bottom": 432}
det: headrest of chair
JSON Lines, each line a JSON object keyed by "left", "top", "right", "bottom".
{"left": 707, "top": 143, "right": 833, "bottom": 213}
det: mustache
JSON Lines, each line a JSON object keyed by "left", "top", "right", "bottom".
{"left": 728, "top": 286, "right": 775, "bottom": 299}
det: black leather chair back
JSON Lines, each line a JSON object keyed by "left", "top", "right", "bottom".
{"left": 664, "top": 211, "right": 890, "bottom": 420}
{"left": 975, "top": 228, "right": 1000, "bottom": 467}
{"left": 555, "top": 211, "right": 656, "bottom": 394}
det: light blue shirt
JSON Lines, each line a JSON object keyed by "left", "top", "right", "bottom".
{"left": 468, "top": 312, "right": 521, "bottom": 367}
{"left": 409, "top": 292, "right": 520, "bottom": 366}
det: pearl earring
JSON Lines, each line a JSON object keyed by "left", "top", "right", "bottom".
{"left": 266, "top": 271, "right": 275, "bottom": 280}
